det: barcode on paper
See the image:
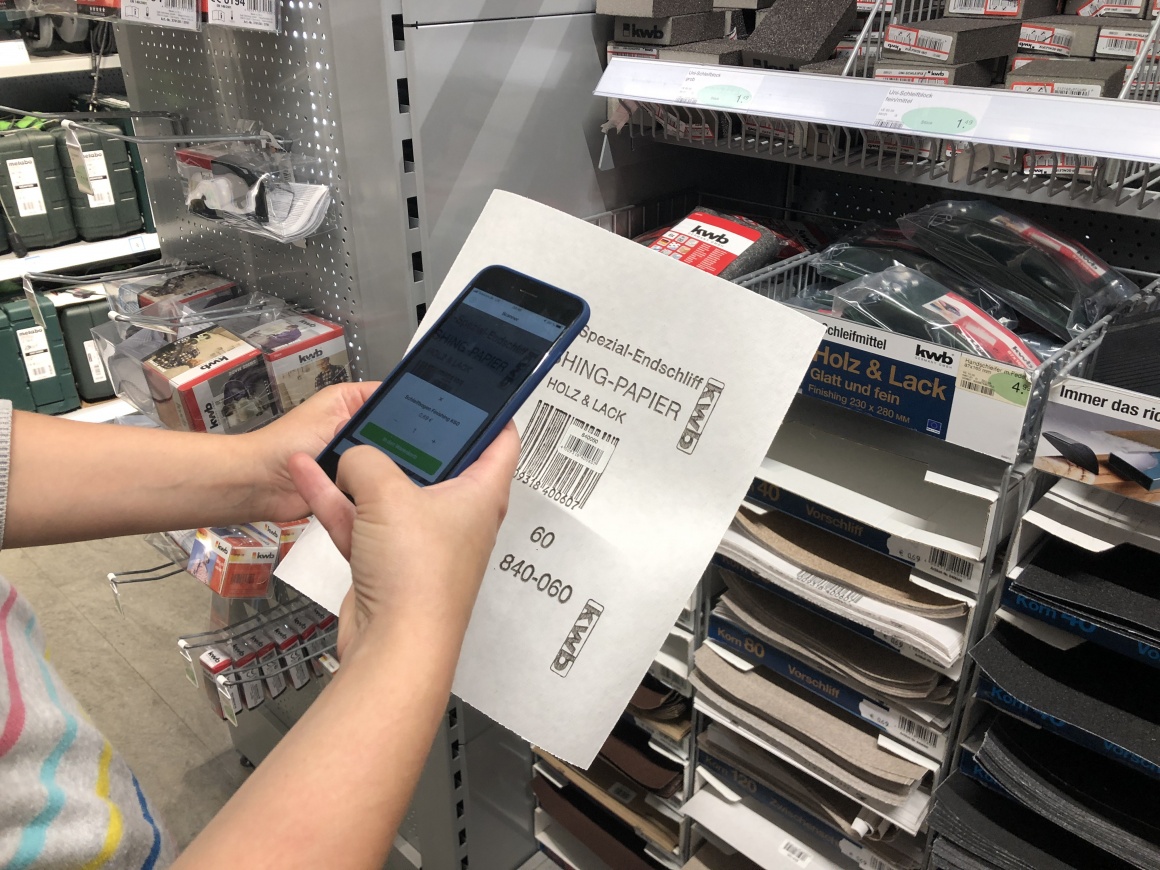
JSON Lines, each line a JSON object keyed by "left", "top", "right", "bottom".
{"left": 608, "top": 781, "right": 637, "bottom": 804}
{"left": 84, "top": 339, "right": 108, "bottom": 384}
{"left": 928, "top": 547, "right": 973, "bottom": 581}
{"left": 950, "top": 0, "right": 1021, "bottom": 13}
{"left": 516, "top": 401, "right": 619, "bottom": 510}
{"left": 1019, "top": 25, "right": 1073, "bottom": 55}
{"left": 17, "top": 327, "right": 56, "bottom": 382}
{"left": 165, "top": 0, "right": 195, "bottom": 7}
{"left": 960, "top": 380, "right": 995, "bottom": 397}
{"left": 897, "top": 714, "right": 940, "bottom": 749}
{"left": 1097, "top": 31, "right": 1146, "bottom": 57}
{"left": 780, "top": 840, "right": 813, "bottom": 866}
{"left": 795, "top": 570, "right": 863, "bottom": 604}
{"left": 247, "top": 0, "right": 276, "bottom": 10}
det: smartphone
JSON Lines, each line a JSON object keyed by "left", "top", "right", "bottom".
{"left": 317, "top": 265, "right": 589, "bottom": 485}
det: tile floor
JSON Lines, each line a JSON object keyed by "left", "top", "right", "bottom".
{"left": 0, "top": 535, "right": 250, "bottom": 850}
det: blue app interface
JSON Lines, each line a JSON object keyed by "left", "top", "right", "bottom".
{"left": 336, "top": 288, "right": 566, "bottom": 482}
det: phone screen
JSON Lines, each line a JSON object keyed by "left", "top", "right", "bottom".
{"left": 330, "top": 287, "right": 569, "bottom": 482}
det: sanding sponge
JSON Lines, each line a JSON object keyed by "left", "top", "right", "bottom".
{"left": 597, "top": 0, "right": 714, "bottom": 15}
{"left": 742, "top": 0, "right": 859, "bottom": 69}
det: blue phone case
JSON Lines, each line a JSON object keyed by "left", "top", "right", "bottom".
{"left": 318, "top": 266, "right": 590, "bottom": 485}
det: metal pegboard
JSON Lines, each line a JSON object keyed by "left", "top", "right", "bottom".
{"left": 113, "top": 0, "right": 418, "bottom": 380}
{"left": 790, "top": 166, "right": 1160, "bottom": 276}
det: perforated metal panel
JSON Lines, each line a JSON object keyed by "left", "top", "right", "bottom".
{"left": 113, "top": 1, "right": 417, "bottom": 380}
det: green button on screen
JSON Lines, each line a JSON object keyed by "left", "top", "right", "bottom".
{"left": 361, "top": 422, "right": 443, "bottom": 475}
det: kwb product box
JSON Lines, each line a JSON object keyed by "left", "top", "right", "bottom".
{"left": 1019, "top": 16, "right": 1103, "bottom": 58}
{"left": 945, "top": 0, "right": 1059, "bottom": 20}
{"left": 112, "top": 269, "right": 239, "bottom": 313}
{"left": 199, "top": 645, "right": 243, "bottom": 720}
{"left": 247, "top": 518, "right": 311, "bottom": 563}
{"left": 187, "top": 526, "right": 277, "bottom": 599}
{"left": 241, "top": 312, "right": 349, "bottom": 412}
{"left": 875, "top": 59, "right": 996, "bottom": 86}
{"left": 1095, "top": 21, "right": 1156, "bottom": 59}
{"left": 883, "top": 18, "right": 1022, "bottom": 63}
{"left": 1065, "top": 0, "right": 1148, "bottom": 16}
{"left": 1006, "top": 58, "right": 1126, "bottom": 95}
{"left": 614, "top": 11, "right": 727, "bottom": 45}
{"left": 142, "top": 326, "right": 277, "bottom": 433}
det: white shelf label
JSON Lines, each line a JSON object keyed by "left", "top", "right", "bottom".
{"left": 207, "top": 0, "right": 280, "bottom": 33}
{"left": 0, "top": 39, "right": 31, "bottom": 67}
{"left": 676, "top": 68, "right": 762, "bottom": 109}
{"left": 7, "top": 158, "right": 47, "bottom": 218}
{"left": 1019, "top": 24, "right": 1074, "bottom": 56}
{"left": 885, "top": 25, "right": 953, "bottom": 61}
{"left": 121, "top": 0, "right": 201, "bottom": 31}
{"left": 1096, "top": 28, "right": 1151, "bottom": 59}
{"left": 873, "top": 86, "right": 991, "bottom": 136}
{"left": 1011, "top": 81, "right": 1103, "bottom": 98}
{"left": 84, "top": 339, "right": 108, "bottom": 384}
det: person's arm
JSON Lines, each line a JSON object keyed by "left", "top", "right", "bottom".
{"left": 3, "top": 382, "right": 377, "bottom": 548}
{"left": 173, "top": 426, "right": 520, "bottom": 870}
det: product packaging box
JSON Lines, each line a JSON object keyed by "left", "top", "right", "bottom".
{"left": 112, "top": 268, "right": 240, "bottom": 313}
{"left": 743, "top": 0, "right": 858, "bottom": 68}
{"left": 47, "top": 288, "right": 115, "bottom": 403}
{"left": 945, "top": 0, "right": 1058, "bottom": 20}
{"left": 199, "top": 645, "right": 243, "bottom": 720}
{"left": 1095, "top": 20, "right": 1155, "bottom": 58}
{"left": 1006, "top": 57, "right": 1126, "bottom": 94}
{"left": 244, "top": 629, "right": 288, "bottom": 699}
{"left": 875, "top": 59, "right": 997, "bottom": 85}
{"left": 226, "top": 638, "right": 266, "bottom": 711}
{"left": 240, "top": 312, "right": 349, "bottom": 412}
{"left": 1019, "top": 16, "right": 1103, "bottom": 58}
{"left": 142, "top": 325, "right": 277, "bottom": 433}
{"left": 1065, "top": 0, "right": 1148, "bottom": 16}
{"left": 247, "top": 518, "right": 311, "bottom": 563}
{"left": 614, "top": 11, "right": 727, "bottom": 44}
{"left": 187, "top": 526, "right": 278, "bottom": 599}
{"left": 883, "top": 18, "right": 1022, "bottom": 63}
{"left": 269, "top": 623, "right": 312, "bottom": 690}
{"left": 0, "top": 294, "right": 80, "bottom": 415}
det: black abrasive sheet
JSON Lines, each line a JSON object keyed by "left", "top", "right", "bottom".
{"left": 1016, "top": 538, "right": 1160, "bottom": 636}
{"left": 971, "top": 622, "right": 1160, "bottom": 768}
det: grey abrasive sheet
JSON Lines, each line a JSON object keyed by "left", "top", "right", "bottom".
{"left": 976, "top": 719, "right": 1160, "bottom": 870}
{"left": 691, "top": 673, "right": 919, "bottom": 806}
{"left": 693, "top": 645, "right": 928, "bottom": 788}
{"left": 741, "top": 0, "right": 858, "bottom": 68}
{"left": 971, "top": 622, "right": 1160, "bottom": 768}
{"left": 736, "top": 507, "right": 968, "bottom": 618}
{"left": 720, "top": 576, "right": 949, "bottom": 699}
{"left": 1016, "top": 539, "right": 1160, "bottom": 637}
{"left": 1092, "top": 310, "right": 1160, "bottom": 399}
{"left": 931, "top": 770, "right": 1136, "bottom": 870}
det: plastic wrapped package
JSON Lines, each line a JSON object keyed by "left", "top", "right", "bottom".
{"left": 816, "top": 240, "right": 1020, "bottom": 330}
{"left": 898, "top": 201, "right": 1137, "bottom": 340}
{"left": 832, "top": 266, "right": 1041, "bottom": 368}
{"left": 128, "top": 292, "right": 291, "bottom": 338}
{"left": 90, "top": 319, "right": 170, "bottom": 422}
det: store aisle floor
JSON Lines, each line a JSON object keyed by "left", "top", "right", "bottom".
{"left": 0, "top": 535, "right": 250, "bottom": 850}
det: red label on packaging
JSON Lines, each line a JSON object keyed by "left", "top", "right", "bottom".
{"left": 922, "top": 293, "right": 1041, "bottom": 368}
{"left": 648, "top": 211, "right": 762, "bottom": 276}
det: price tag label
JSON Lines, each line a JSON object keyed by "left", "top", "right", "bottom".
{"left": 0, "top": 38, "right": 31, "bottom": 68}
{"left": 873, "top": 87, "right": 991, "bottom": 136}
{"left": 121, "top": 0, "right": 201, "bottom": 31}
{"left": 675, "top": 68, "right": 762, "bottom": 109}
{"left": 207, "top": 0, "right": 280, "bottom": 33}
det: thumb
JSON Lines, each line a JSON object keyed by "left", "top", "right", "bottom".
{"left": 288, "top": 453, "right": 356, "bottom": 559}
{"left": 335, "top": 444, "right": 418, "bottom": 508}
{"left": 453, "top": 423, "right": 521, "bottom": 513}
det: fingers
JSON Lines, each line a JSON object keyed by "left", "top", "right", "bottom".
{"left": 288, "top": 453, "right": 357, "bottom": 559}
{"left": 457, "top": 422, "right": 521, "bottom": 508}
{"left": 333, "top": 444, "right": 416, "bottom": 508}
{"left": 337, "top": 380, "right": 380, "bottom": 415}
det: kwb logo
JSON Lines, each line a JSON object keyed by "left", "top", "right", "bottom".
{"left": 691, "top": 224, "right": 731, "bottom": 245}
{"left": 678, "top": 379, "right": 725, "bottom": 455}
{"left": 623, "top": 22, "right": 664, "bottom": 39}
{"left": 915, "top": 344, "right": 954, "bottom": 366}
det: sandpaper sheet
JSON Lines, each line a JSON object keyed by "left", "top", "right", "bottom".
{"left": 930, "top": 770, "right": 1135, "bottom": 870}
{"left": 736, "top": 508, "right": 967, "bottom": 619}
{"left": 722, "top": 574, "right": 947, "bottom": 699}
{"left": 532, "top": 775, "right": 661, "bottom": 870}
{"left": 694, "top": 646, "right": 927, "bottom": 788}
{"left": 971, "top": 622, "right": 1160, "bottom": 767}
{"left": 599, "top": 719, "right": 683, "bottom": 798}
{"left": 630, "top": 674, "right": 690, "bottom": 720}
{"left": 1017, "top": 538, "right": 1160, "bottom": 637}
{"left": 976, "top": 719, "right": 1160, "bottom": 870}
{"left": 684, "top": 842, "right": 762, "bottom": 870}
{"left": 929, "top": 837, "right": 1000, "bottom": 870}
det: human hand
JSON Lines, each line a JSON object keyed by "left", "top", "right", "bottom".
{"left": 236, "top": 382, "right": 379, "bottom": 523}
{"left": 288, "top": 424, "right": 520, "bottom": 660}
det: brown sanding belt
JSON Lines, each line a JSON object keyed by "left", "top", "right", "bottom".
{"left": 736, "top": 507, "right": 968, "bottom": 619}
{"left": 693, "top": 645, "right": 926, "bottom": 793}
{"left": 535, "top": 751, "right": 680, "bottom": 853}
{"left": 598, "top": 723, "right": 683, "bottom": 798}
{"left": 722, "top": 575, "right": 950, "bottom": 700}
{"left": 532, "top": 775, "right": 658, "bottom": 870}
{"left": 629, "top": 674, "right": 689, "bottom": 721}
{"left": 686, "top": 842, "right": 763, "bottom": 870}
{"left": 744, "top": 0, "right": 858, "bottom": 67}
